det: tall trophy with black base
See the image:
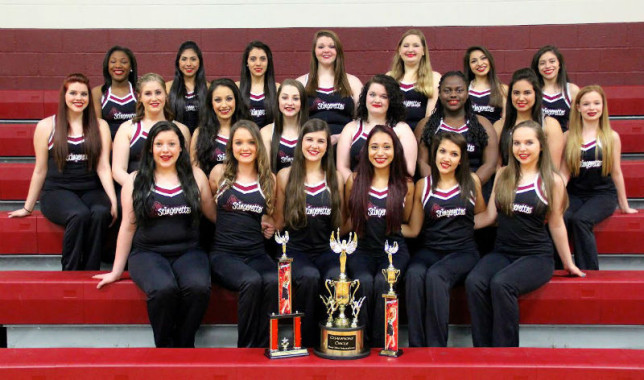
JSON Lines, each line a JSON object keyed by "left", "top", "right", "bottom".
{"left": 380, "top": 240, "right": 402, "bottom": 357}
{"left": 314, "top": 230, "right": 369, "bottom": 359}
{"left": 266, "top": 231, "right": 309, "bottom": 359}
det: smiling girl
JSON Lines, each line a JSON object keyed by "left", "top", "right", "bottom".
{"left": 237, "top": 41, "right": 279, "bottom": 128}
{"left": 464, "top": 46, "right": 507, "bottom": 125}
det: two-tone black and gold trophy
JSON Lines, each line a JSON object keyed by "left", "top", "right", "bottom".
{"left": 380, "top": 240, "right": 402, "bottom": 357}
{"left": 314, "top": 230, "right": 369, "bottom": 359}
{"left": 266, "top": 231, "right": 309, "bottom": 359}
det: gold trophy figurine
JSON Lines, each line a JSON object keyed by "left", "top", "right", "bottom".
{"left": 380, "top": 240, "right": 403, "bottom": 358}
{"left": 315, "top": 229, "right": 369, "bottom": 360}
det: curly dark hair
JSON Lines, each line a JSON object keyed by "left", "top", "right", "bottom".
{"left": 356, "top": 74, "right": 406, "bottom": 127}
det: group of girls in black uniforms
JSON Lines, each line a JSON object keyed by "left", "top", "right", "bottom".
{"left": 9, "top": 28, "right": 637, "bottom": 350}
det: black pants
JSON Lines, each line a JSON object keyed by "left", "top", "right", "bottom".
{"left": 209, "top": 249, "right": 277, "bottom": 348}
{"left": 40, "top": 188, "right": 111, "bottom": 270}
{"left": 405, "top": 247, "right": 479, "bottom": 347}
{"left": 289, "top": 250, "right": 340, "bottom": 347}
{"left": 465, "top": 252, "right": 553, "bottom": 347}
{"left": 565, "top": 193, "right": 616, "bottom": 270}
{"left": 347, "top": 246, "right": 409, "bottom": 348}
{"left": 128, "top": 249, "right": 211, "bottom": 348}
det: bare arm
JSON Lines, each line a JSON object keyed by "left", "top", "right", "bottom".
{"left": 476, "top": 115, "right": 498, "bottom": 185}
{"left": 190, "top": 127, "right": 201, "bottom": 167}
{"left": 336, "top": 121, "right": 356, "bottom": 182}
{"left": 195, "top": 167, "right": 216, "bottom": 223}
{"left": 341, "top": 174, "right": 355, "bottom": 235}
{"left": 474, "top": 169, "right": 500, "bottom": 229}
{"left": 96, "top": 120, "right": 118, "bottom": 225}
{"left": 260, "top": 124, "right": 274, "bottom": 159}
{"left": 395, "top": 122, "right": 418, "bottom": 177}
{"left": 472, "top": 173, "right": 487, "bottom": 214}
{"left": 610, "top": 131, "right": 637, "bottom": 213}
{"left": 347, "top": 74, "right": 363, "bottom": 108}
{"left": 91, "top": 86, "right": 103, "bottom": 120}
{"left": 425, "top": 71, "right": 441, "bottom": 116}
{"left": 176, "top": 121, "right": 192, "bottom": 149}
{"left": 111, "top": 120, "right": 133, "bottom": 186}
{"left": 415, "top": 117, "right": 431, "bottom": 178}
{"left": 402, "top": 178, "right": 425, "bottom": 238}
{"left": 559, "top": 131, "right": 571, "bottom": 184}
{"left": 273, "top": 167, "right": 291, "bottom": 231}
{"left": 544, "top": 116, "right": 564, "bottom": 170}
{"left": 548, "top": 174, "right": 585, "bottom": 277}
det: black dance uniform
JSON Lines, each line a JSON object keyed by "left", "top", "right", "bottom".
{"left": 433, "top": 119, "right": 487, "bottom": 172}
{"left": 212, "top": 134, "right": 228, "bottom": 167}
{"left": 400, "top": 82, "right": 428, "bottom": 132}
{"left": 469, "top": 86, "right": 502, "bottom": 125}
{"left": 466, "top": 175, "right": 554, "bottom": 347}
{"left": 127, "top": 121, "right": 147, "bottom": 173}
{"left": 565, "top": 140, "right": 617, "bottom": 270}
{"left": 209, "top": 180, "right": 277, "bottom": 348}
{"left": 286, "top": 180, "right": 340, "bottom": 347}
{"left": 308, "top": 84, "right": 354, "bottom": 136}
{"left": 348, "top": 120, "right": 370, "bottom": 171}
{"left": 347, "top": 187, "right": 409, "bottom": 347}
{"left": 249, "top": 92, "right": 268, "bottom": 128}
{"left": 128, "top": 184, "right": 210, "bottom": 348}
{"left": 101, "top": 83, "right": 136, "bottom": 139}
{"left": 542, "top": 84, "right": 571, "bottom": 131}
{"left": 406, "top": 177, "right": 479, "bottom": 347}
{"left": 40, "top": 117, "right": 111, "bottom": 271}
{"left": 275, "top": 136, "right": 297, "bottom": 172}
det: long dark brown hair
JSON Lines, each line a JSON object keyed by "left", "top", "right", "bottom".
{"left": 305, "top": 30, "right": 352, "bottom": 98}
{"left": 429, "top": 132, "right": 475, "bottom": 202}
{"left": 270, "top": 79, "right": 308, "bottom": 173}
{"left": 284, "top": 119, "right": 341, "bottom": 230}
{"left": 239, "top": 40, "right": 277, "bottom": 125}
{"left": 531, "top": 45, "right": 571, "bottom": 101}
{"left": 53, "top": 73, "right": 102, "bottom": 171}
{"left": 463, "top": 45, "right": 505, "bottom": 108}
{"left": 349, "top": 125, "right": 409, "bottom": 236}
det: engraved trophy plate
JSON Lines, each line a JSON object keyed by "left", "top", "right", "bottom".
{"left": 266, "top": 231, "right": 309, "bottom": 359}
{"left": 314, "top": 229, "right": 370, "bottom": 360}
{"left": 380, "top": 240, "right": 403, "bottom": 357}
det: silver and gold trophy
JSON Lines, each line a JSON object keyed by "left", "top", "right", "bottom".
{"left": 266, "top": 231, "right": 309, "bottom": 359}
{"left": 314, "top": 230, "right": 369, "bottom": 359}
{"left": 380, "top": 240, "right": 402, "bottom": 357}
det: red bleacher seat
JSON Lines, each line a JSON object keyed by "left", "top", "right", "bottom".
{"left": 595, "top": 211, "right": 642, "bottom": 254}
{"left": 622, "top": 160, "right": 644, "bottom": 198}
{"left": 0, "top": 124, "right": 36, "bottom": 156}
{"left": 0, "top": 163, "right": 31, "bottom": 200}
{"left": 612, "top": 119, "right": 644, "bottom": 154}
{"left": 604, "top": 86, "right": 644, "bottom": 116}
{"left": 0, "top": 90, "right": 57, "bottom": 120}
{"left": 0, "top": 347, "right": 642, "bottom": 379}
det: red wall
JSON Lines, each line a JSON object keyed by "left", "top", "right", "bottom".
{"left": 0, "top": 23, "right": 642, "bottom": 90}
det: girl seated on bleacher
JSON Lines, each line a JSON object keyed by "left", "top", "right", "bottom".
{"left": 95, "top": 121, "right": 215, "bottom": 348}
{"left": 9, "top": 73, "right": 116, "bottom": 271}
{"left": 560, "top": 85, "right": 638, "bottom": 270}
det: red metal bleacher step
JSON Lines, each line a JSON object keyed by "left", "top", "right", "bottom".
{"left": 611, "top": 119, "right": 644, "bottom": 154}
{"left": 0, "top": 124, "right": 36, "bottom": 156}
{"left": 0, "top": 212, "right": 63, "bottom": 254}
{"left": 0, "top": 90, "right": 57, "bottom": 120}
{"left": 604, "top": 86, "right": 644, "bottom": 116}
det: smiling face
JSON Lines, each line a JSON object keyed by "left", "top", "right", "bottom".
{"left": 247, "top": 47, "right": 268, "bottom": 78}
{"left": 152, "top": 130, "right": 182, "bottom": 169}
{"left": 439, "top": 75, "right": 468, "bottom": 112}
{"left": 179, "top": 48, "right": 200, "bottom": 78}
{"left": 139, "top": 80, "right": 167, "bottom": 116}
{"left": 108, "top": 50, "right": 131, "bottom": 82}
{"left": 278, "top": 84, "right": 302, "bottom": 118}
{"left": 366, "top": 83, "right": 390, "bottom": 118}
{"left": 212, "top": 85, "right": 236, "bottom": 122}
{"left": 398, "top": 34, "right": 424, "bottom": 65}
{"left": 468, "top": 49, "right": 489, "bottom": 77}
{"left": 65, "top": 82, "right": 90, "bottom": 113}
{"left": 511, "top": 79, "right": 536, "bottom": 113}
{"left": 232, "top": 127, "right": 257, "bottom": 164}
{"left": 301, "top": 130, "right": 328, "bottom": 162}
{"left": 537, "top": 51, "right": 560, "bottom": 81}
{"left": 315, "top": 36, "right": 337, "bottom": 66}
{"left": 368, "top": 131, "right": 394, "bottom": 169}
{"left": 577, "top": 91, "right": 603, "bottom": 123}
{"left": 435, "top": 138, "right": 462, "bottom": 175}
{"left": 512, "top": 126, "right": 540, "bottom": 166}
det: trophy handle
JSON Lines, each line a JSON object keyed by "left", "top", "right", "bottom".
{"left": 325, "top": 278, "right": 334, "bottom": 296}
{"left": 350, "top": 279, "right": 360, "bottom": 301}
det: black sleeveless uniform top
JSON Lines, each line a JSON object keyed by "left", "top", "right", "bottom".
{"left": 308, "top": 86, "right": 354, "bottom": 136}
{"left": 420, "top": 176, "right": 476, "bottom": 252}
{"left": 567, "top": 140, "right": 616, "bottom": 198}
{"left": 435, "top": 119, "right": 485, "bottom": 172}
{"left": 400, "top": 82, "right": 428, "bottom": 132}
{"left": 275, "top": 136, "right": 297, "bottom": 172}
{"left": 495, "top": 176, "right": 551, "bottom": 256}
{"left": 358, "top": 187, "right": 405, "bottom": 255}
{"left": 212, "top": 134, "right": 228, "bottom": 167}
{"left": 101, "top": 83, "right": 136, "bottom": 139}
{"left": 541, "top": 84, "right": 571, "bottom": 132}
{"left": 213, "top": 181, "right": 266, "bottom": 253}
{"left": 249, "top": 92, "right": 268, "bottom": 128}
{"left": 43, "top": 118, "right": 101, "bottom": 192}
{"left": 182, "top": 91, "right": 200, "bottom": 133}
{"left": 287, "top": 180, "right": 334, "bottom": 256}
{"left": 128, "top": 121, "right": 148, "bottom": 173}
{"left": 349, "top": 120, "right": 370, "bottom": 171}
{"left": 132, "top": 184, "right": 198, "bottom": 256}
{"left": 468, "top": 86, "right": 502, "bottom": 124}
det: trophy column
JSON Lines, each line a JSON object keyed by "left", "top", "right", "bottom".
{"left": 266, "top": 231, "right": 309, "bottom": 359}
{"left": 380, "top": 240, "right": 403, "bottom": 357}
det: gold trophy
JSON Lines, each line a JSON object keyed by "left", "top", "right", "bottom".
{"left": 266, "top": 231, "right": 309, "bottom": 359}
{"left": 314, "top": 229, "right": 369, "bottom": 359}
{"left": 380, "top": 240, "right": 402, "bottom": 357}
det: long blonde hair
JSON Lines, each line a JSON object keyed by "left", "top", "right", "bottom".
{"left": 389, "top": 29, "right": 435, "bottom": 98}
{"left": 565, "top": 85, "right": 614, "bottom": 177}
{"left": 218, "top": 120, "right": 275, "bottom": 214}
{"left": 496, "top": 120, "right": 566, "bottom": 215}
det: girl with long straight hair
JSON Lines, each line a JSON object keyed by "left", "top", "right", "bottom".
{"left": 237, "top": 40, "right": 278, "bottom": 128}
{"left": 464, "top": 46, "right": 508, "bottom": 125}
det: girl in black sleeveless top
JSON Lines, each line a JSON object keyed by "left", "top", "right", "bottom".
{"left": 403, "top": 132, "right": 485, "bottom": 347}
{"left": 209, "top": 120, "right": 278, "bottom": 348}
{"left": 95, "top": 121, "right": 216, "bottom": 348}
{"left": 464, "top": 46, "right": 507, "bottom": 125}
{"left": 561, "top": 86, "right": 637, "bottom": 270}
{"left": 466, "top": 120, "right": 584, "bottom": 347}
{"left": 11, "top": 74, "right": 116, "bottom": 271}
{"left": 345, "top": 125, "right": 414, "bottom": 347}
{"left": 237, "top": 41, "right": 278, "bottom": 128}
